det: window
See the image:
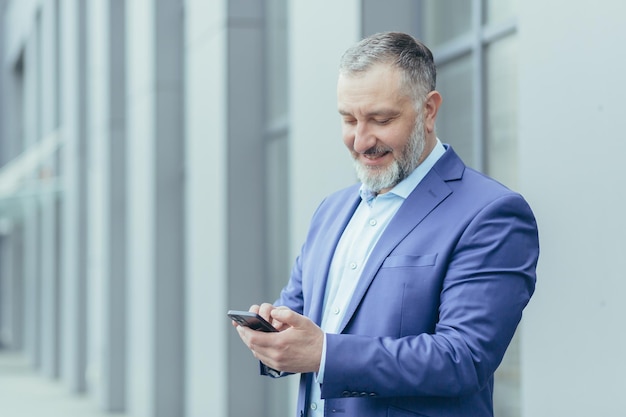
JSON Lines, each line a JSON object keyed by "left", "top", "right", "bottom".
{"left": 422, "top": 0, "right": 519, "bottom": 187}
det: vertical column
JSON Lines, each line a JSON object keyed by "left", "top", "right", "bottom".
{"left": 183, "top": 1, "right": 228, "bottom": 416}
{"left": 60, "top": 0, "right": 89, "bottom": 393}
{"left": 126, "top": 0, "right": 185, "bottom": 416}
{"left": 0, "top": 226, "right": 25, "bottom": 350}
{"left": 86, "top": 0, "right": 127, "bottom": 410}
{"left": 0, "top": 0, "right": 5, "bottom": 167}
{"left": 0, "top": 0, "right": 6, "bottom": 347}
{"left": 0, "top": 234, "right": 9, "bottom": 347}
{"left": 39, "top": 0, "right": 61, "bottom": 379}
{"left": 10, "top": 227, "right": 24, "bottom": 350}
{"left": 105, "top": 0, "right": 128, "bottom": 407}
{"left": 21, "top": 13, "right": 42, "bottom": 368}
{"left": 223, "top": 3, "right": 274, "bottom": 417}
{"left": 1, "top": 3, "right": 26, "bottom": 354}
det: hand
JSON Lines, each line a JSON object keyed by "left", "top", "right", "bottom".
{"left": 235, "top": 305, "right": 324, "bottom": 374}
{"left": 255, "top": 302, "right": 288, "bottom": 331}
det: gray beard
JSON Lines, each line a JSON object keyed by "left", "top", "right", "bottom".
{"left": 353, "top": 116, "right": 425, "bottom": 193}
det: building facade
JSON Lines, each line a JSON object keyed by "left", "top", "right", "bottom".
{"left": 1, "top": 1, "right": 625, "bottom": 416}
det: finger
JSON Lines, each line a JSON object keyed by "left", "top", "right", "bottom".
{"left": 236, "top": 325, "right": 251, "bottom": 348}
{"left": 270, "top": 307, "right": 303, "bottom": 328}
{"left": 257, "top": 303, "right": 275, "bottom": 322}
{"left": 249, "top": 304, "right": 260, "bottom": 314}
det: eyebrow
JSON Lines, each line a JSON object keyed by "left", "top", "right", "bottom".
{"left": 338, "top": 109, "right": 400, "bottom": 118}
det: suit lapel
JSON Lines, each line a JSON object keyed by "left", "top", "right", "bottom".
{"left": 337, "top": 148, "right": 464, "bottom": 333}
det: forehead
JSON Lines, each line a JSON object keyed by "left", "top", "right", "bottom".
{"left": 337, "top": 64, "right": 412, "bottom": 113}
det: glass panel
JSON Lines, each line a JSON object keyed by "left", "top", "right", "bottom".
{"left": 485, "top": 0, "right": 518, "bottom": 25}
{"left": 422, "top": 0, "right": 472, "bottom": 47}
{"left": 486, "top": 35, "right": 518, "bottom": 189}
{"left": 435, "top": 54, "right": 476, "bottom": 168}
{"left": 265, "top": 0, "right": 288, "bottom": 121}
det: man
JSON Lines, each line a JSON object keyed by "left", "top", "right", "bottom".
{"left": 234, "top": 31, "right": 539, "bottom": 417}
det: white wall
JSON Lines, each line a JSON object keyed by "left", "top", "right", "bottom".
{"left": 288, "top": 0, "right": 361, "bottom": 253}
{"left": 518, "top": 1, "right": 626, "bottom": 416}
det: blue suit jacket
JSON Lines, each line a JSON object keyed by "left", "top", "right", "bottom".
{"left": 268, "top": 146, "right": 539, "bottom": 417}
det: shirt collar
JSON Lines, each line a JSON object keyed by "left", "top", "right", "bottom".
{"left": 359, "top": 138, "right": 446, "bottom": 203}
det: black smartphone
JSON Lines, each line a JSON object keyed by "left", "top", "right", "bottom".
{"left": 227, "top": 310, "right": 278, "bottom": 332}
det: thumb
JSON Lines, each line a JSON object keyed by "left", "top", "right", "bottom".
{"left": 270, "top": 307, "right": 304, "bottom": 328}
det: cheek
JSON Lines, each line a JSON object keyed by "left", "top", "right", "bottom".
{"left": 385, "top": 125, "right": 414, "bottom": 151}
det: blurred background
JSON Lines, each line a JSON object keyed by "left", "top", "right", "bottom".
{"left": 0, "top": 0, "right": 625, "bottom": 416}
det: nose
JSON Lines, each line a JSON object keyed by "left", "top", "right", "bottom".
{"left": 353, "top": 122, "right": 376, "bottom": 154}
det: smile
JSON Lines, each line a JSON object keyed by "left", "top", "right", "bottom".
{"left": 364, "top": 151, "right": 389, "bottom": 159}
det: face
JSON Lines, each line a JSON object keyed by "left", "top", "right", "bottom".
{"left": 337, "top": 64, "right": 427, "bottom": 194}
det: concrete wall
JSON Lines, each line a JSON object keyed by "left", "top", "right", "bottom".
{"left": 518, "top": 1, "right": 626, "bottom": 416}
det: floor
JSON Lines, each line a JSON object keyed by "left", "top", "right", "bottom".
{"left": 0, "top": 349, "right": 117, "bottom": 417}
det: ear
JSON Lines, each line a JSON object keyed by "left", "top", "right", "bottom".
{"left": 423, "top": 90, "right": 442, "bottom": 134}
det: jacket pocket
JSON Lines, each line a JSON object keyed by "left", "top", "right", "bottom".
{"left": 388, "top": 405, "right": 430, "bottom": 417}
{"left": 381, "top": 254, "right": 437, "bottom": 268}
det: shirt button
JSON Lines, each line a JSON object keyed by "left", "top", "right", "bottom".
{"left": 369, "top": 218, "right": 377, "bottom": 226}
{"left": 349, "top": 262, "right": 357, "bottom": 270}
{"left": 333, "top": 307, "right": 340, "bottom": 315}
{"left": 310, "top": 402, "right": 317, "bottom": 410}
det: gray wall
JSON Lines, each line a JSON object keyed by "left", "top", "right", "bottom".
{"left": 518, "top": 1, "right": 626, "bottom": 416}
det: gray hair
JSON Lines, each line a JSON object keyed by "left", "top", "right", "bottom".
{"left": 339, "top": 32, "right": 437, "bottom": 106}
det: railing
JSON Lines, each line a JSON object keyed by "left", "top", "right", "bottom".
{"left": 0, "top": 129, "right": 63, "bottom": 222}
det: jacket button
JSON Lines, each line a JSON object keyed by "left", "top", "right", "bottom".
{"left": 341, "top": 391, "right": 351, "bottom": 397}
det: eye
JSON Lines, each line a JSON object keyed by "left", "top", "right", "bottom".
{"left": 342, "top": 117, "right": 357, "bottom": 126}
{"left": 374, "top": 118, "right": 392, "bottom": 125}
